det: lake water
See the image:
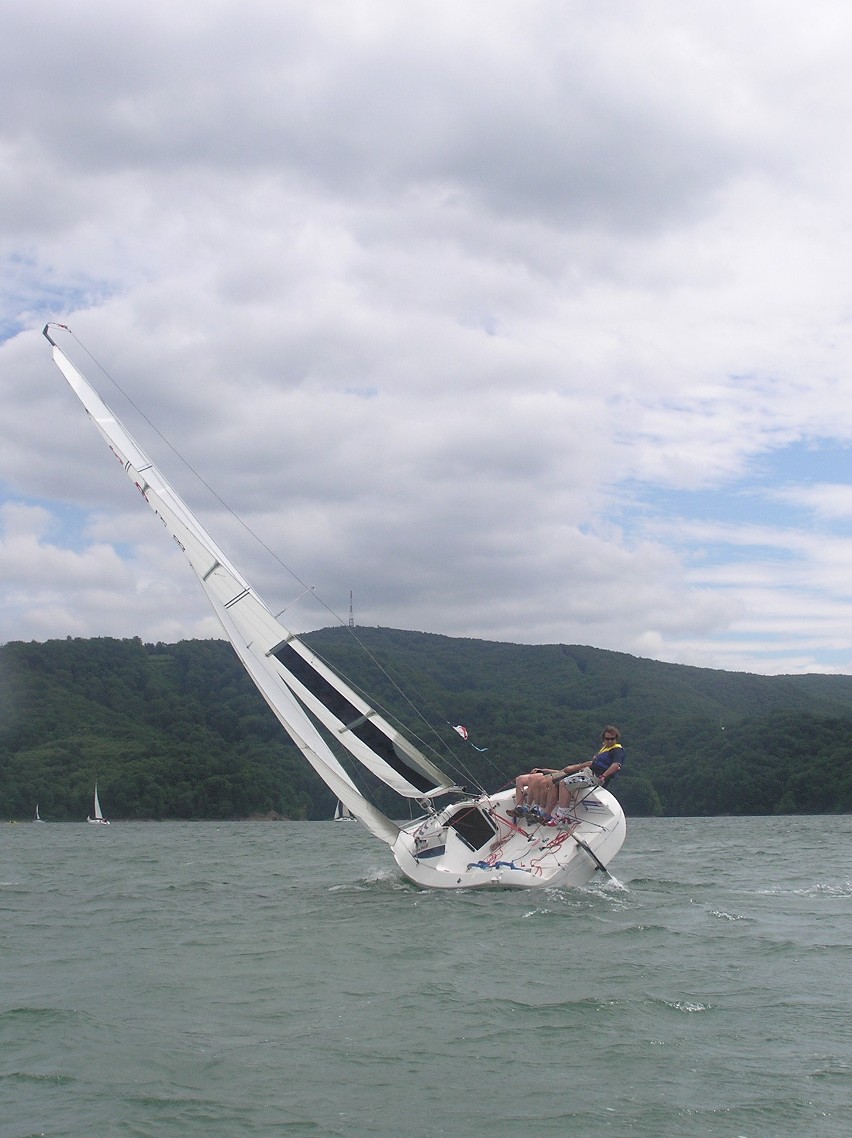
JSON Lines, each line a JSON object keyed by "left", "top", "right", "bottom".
{"left": 2, "top": 816, "right": 850, "bottom": 1138}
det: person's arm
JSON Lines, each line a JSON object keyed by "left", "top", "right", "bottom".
{"left": 597, "top": 761, "right": 622, "bottom": 782}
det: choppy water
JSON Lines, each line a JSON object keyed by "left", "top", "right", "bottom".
{"left": 2, "top": 816, "right": 850, "bottom": 1138}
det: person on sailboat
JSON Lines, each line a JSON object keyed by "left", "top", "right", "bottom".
{"left": 550, "top": 726, "right": 624, "bottom": 809}
{"left": 510, "top": 727, "right": 624, "bottom": 820}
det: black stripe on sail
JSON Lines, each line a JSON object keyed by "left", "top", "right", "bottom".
{"left": 272, "top": 642, "right": 437, "bottom": 793}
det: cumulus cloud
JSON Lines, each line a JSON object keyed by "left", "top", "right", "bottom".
{"left": 2, "top": 1, "right": 852, "bottom": 674}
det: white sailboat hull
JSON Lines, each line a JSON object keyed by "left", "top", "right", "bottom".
{"left": 392, "top": 786, "right": 625, "bottom": 889}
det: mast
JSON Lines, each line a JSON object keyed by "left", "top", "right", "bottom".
{"left": 44, "top": 326, "right": 457, "bottom": 839}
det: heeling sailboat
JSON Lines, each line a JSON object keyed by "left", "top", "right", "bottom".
{"left": 45, "top": 325, "right": 626, "bottom": 889}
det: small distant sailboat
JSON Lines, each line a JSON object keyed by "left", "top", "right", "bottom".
{"left": 334, "top": 799, "right": 356, "bottom": 821}
{"left": 33, "top": 804, "right": 44, "bottom": 823}
{"left": 87, "top": 782, "right": 110, "bottom": 825}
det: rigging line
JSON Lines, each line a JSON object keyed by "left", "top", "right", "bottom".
{"left": 574, "top": 785, "right": 613, "bottom": 821}
{"left": 58, "top": 327, "right": 486, "bottom": 789}
{"left": 62, "top": 328, "right": 347, "bottom": 628}
{"left": 290, "top": 615, "right": 503, "bottom": 789}
{"left": 317, "top": 625, "right": 492, "bottom": 778}
{"left": 291, "top": 631, "right": 483, "bottom": 790}
{"left": 327, "top": 638, "right": 507, "bottom": 792}
{"left": 562, "top": 795, "right": 611, "bottom": 834}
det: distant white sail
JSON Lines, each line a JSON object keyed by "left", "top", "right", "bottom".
{"left": 88, "top": 781, "right": 110, "bottom": 825}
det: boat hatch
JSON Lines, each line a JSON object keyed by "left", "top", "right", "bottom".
{"left": 446, "top": 806, "right": 497, "bottom": 851}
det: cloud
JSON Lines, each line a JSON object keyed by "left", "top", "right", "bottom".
{"left": 773, "top": 483, "right": 852, "bottom": 520}
{"left": 2, "top": 1, "right": 852, "bottom": 675}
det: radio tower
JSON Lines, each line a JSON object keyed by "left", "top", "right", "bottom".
{"left": 348, "top": 590, "right": 355, "bottom": 628}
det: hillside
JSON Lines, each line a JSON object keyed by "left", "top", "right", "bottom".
{"left": 1, "top": 630, "right": 851, "bottom": 821}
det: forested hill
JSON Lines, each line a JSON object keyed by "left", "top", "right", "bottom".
{"left": 2, "top": 630, "right": 851, "bottom": 822}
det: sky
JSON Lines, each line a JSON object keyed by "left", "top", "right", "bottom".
{"left": 2, "top": 0, "right": 852, "bottom": 676}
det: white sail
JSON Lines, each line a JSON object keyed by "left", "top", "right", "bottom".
{"left": 88, "top": 781, "right": 110, "bottom": 824}
{"left": 44, "top": 326, "right": 448, "bottom": 840}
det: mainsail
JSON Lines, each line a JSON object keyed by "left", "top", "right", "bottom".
{"left": 88, "top": 780, "right": 109, "bottom": 824}
{"left": 45, "top": 326, "right": 459, "bottom": 844}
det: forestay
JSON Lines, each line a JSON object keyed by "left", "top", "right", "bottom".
{"left": 44, "top": 326, "right": 457, "bottom": 844}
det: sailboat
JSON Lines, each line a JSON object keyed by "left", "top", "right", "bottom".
{"left": 33, "top": 804, "right": 44, "bottom": 823}
{"left": 87, "top": 781, "right": 110, "bottom": 825}
{"left": 45, "top": 325, "right": 625, "bottom": 888}
{"left": 333, "top": 799, "right": 356, "bottom": 821}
